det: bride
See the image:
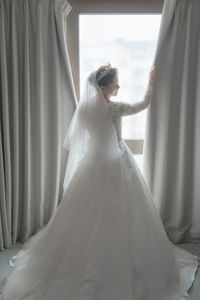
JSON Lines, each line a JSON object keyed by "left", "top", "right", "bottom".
{"left": 1, "top": 64, "right": 199, "bottom": 300}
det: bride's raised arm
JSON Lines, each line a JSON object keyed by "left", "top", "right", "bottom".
{"left": 110, "top": 66, "right": 157, "bottom": 117}
{"left": 116, "top": 84, "right": 154, "bottom": 117}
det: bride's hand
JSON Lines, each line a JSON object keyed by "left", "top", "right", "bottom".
{"left": 148, "top": 66, "right": 158, "bottom": 86}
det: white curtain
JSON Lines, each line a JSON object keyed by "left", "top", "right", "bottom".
{"left": 0, "top": 0, "right": 76, "bottom": 250}
{"left": 143, "top": 0, "right": 200, "bottom": 243}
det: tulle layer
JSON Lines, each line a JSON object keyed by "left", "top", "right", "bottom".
{"left": 1, "top": 143, "right": 199, "bottom": 300}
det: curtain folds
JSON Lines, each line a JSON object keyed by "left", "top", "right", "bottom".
{"left": 143, "top": 0, "right": 200, "bottom": 243}
{"left": 0, "top": 0, "right": 76, "bottom": 250}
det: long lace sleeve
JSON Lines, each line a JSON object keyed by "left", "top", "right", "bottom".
{"left": 109, "top": 85, "right": 154, "bottom": 117}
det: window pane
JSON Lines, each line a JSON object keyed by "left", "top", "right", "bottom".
{"left": 79, "top": 14, "right": 161, "bottom": 140}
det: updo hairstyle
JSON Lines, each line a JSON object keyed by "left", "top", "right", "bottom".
{"left": 96, "top": 65, "right": 118, "bottom": 87}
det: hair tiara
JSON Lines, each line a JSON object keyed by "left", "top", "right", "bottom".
{"left": 97, "top": 62, "right": 112, "bottom": 82}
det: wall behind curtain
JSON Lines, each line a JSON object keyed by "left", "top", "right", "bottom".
{"left": 0, "top": 0, "right": 76, "bottom": 250}
{"left": 68, "top": 0, "right": 164, "bottom": 13}
{"left": 143, "top": 0, "right": 200, "bottom": 243}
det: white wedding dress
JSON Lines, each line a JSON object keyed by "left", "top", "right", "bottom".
{"left": 1, "top": 85, "right": 199, "bottom": 300}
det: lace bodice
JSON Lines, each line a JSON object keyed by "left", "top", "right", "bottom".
{"left": 106, "top": 85, "right": 154, "bottom": 148}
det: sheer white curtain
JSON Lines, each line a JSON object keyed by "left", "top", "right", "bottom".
{"left": 0, "top": 0, "right": 76, "bottom": 250}
{"left": 143, "top": 0, "right": 200, "bottom": 243}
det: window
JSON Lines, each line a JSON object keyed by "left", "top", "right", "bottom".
{"left": 79, "top": 15, "right": 161, "bottom": 141}
{"left": 79, "top": 14, "right": 161, "bottom": 171}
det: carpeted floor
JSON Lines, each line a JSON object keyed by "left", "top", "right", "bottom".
{"left": 0, "top": 242, "right": 200, "bottom": 299}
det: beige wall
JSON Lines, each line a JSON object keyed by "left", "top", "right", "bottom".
{"left": 68, "top": 0, "right": 164, "bottom": 13}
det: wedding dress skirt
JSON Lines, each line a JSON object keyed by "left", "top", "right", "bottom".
{"left": 1, "top": 142, "right": 199, "bottom": 300}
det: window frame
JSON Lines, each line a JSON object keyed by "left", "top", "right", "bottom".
{"left": 66, "top": 2, "right": 163, "bottom": 154}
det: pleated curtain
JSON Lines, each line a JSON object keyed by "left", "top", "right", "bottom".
{"left": 143, "top": 0, "right": 200, "bottom": 243}
{"left": 0, "top": 0, "right": 76, "bottom": 250}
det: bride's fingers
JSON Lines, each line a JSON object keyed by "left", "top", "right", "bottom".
{"left": 150, "top": 70, "right": 158, "bottom": 79}
{"left": 150, "top": 65, "right": 157, "bottom": 71}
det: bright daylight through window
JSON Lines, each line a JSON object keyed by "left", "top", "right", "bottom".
{"left": 79, "top": 14, "right": 161, "bottom": 141}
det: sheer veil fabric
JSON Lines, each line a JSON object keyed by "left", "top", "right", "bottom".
{"left": 0, "top": 72, "right": 199, "bottom": 300}
{"left": 62, "top": 71, "right": 123, "bottom": 192}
